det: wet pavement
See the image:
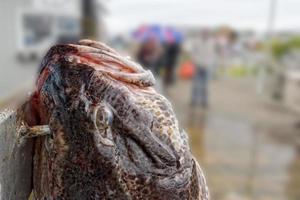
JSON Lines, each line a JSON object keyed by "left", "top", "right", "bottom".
{"left": 168, "top": 78, "right": 300, "bottom": 200}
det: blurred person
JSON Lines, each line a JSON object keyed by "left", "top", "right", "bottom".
{"left": 163, "top": 42, "right": 181, "bottom": 90}
{"left": 215, "top": 28, "right": 238, "bottom": 71}
{"left": 137, "top": 37, "right": 164, "bottom": 92}
{"left": 186, "top": 30, "right": 216, "bottom": 108}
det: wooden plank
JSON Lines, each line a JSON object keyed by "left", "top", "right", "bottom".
{"left": 0, "top": 110, "right": 33, "bottom": 200}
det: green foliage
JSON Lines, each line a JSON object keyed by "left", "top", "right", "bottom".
{"left": 270, "top": 40, "right": 289, "bottom": 59}
{"left": 289, "top": 37, "right": 300, "bottom": 47}
{"left": 270, "top": 36, "right": 300, "bottom": 59}
{"left": 228, "top": 65, "right": 249, "bottom": 77}
{"left": 222, "top": 65, "right": 258, "bottom": 78}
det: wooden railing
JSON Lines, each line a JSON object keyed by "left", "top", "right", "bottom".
{"left": 0, "top": 110, "right": 33, "bottom": 200}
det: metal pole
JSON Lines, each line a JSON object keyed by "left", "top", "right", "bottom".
{"left": 81, "top": 0, "right": 98, "bottom": 39}
{"left": 256, "top": 0, "right": 278, "bottom": 95}
{"left": 267, "top": 0, "right": 277, "bottom": 37}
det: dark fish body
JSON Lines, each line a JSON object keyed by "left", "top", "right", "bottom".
{"left": 26, "top": 40, "right": 209, "bottom": 200}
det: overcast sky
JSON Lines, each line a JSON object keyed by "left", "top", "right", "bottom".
{"left": 104, "top": 0, "right": 300, "bottom": 34}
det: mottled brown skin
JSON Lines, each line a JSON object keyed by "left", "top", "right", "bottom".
{"left": 27, "top": 40, "right": 209, "bottom": 200}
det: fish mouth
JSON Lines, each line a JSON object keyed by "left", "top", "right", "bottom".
{"left": 38, "top": 39, "right": 155, "bottom": 89}
{"left": 71, "top": 40, "right": 156, "bottom": 87}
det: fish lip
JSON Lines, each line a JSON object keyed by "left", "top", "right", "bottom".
{"left": 67, "top": 43, "right": 156, "bottom": 87}
{"left": 38, "top": 41, "right": 156, "bottom": 88}
{"left": 69, "top": 41, "right": 144, "bottom": 73}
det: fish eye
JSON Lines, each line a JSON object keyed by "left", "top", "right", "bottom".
{"left": 94, "top": 105, "right": 113, "bottom": 130}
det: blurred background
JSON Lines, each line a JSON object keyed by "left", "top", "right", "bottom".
{"left": 1, "top": 0, "right": 300, "bottom": 199}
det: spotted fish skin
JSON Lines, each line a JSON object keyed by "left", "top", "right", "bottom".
{"left": 28, "top": 40, "right": 209, "bottom": 200}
